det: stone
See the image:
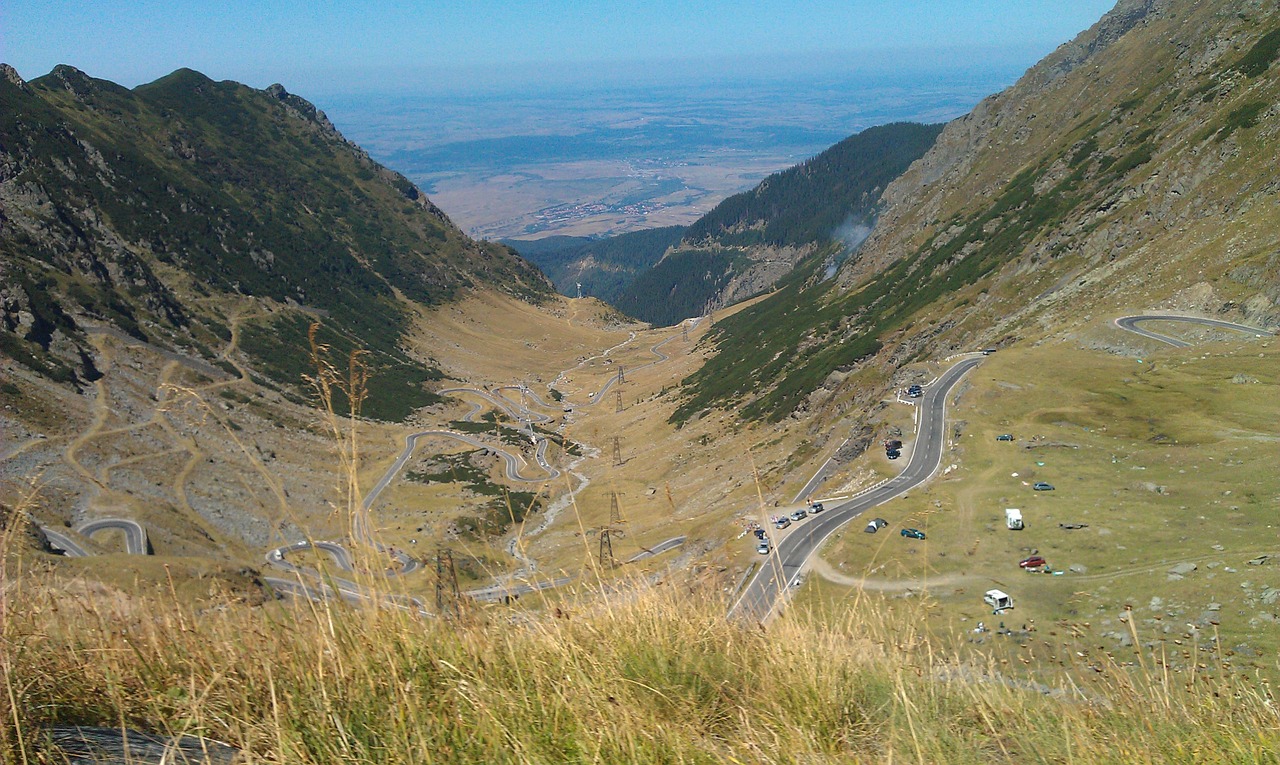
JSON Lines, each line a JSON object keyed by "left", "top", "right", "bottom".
{"left": 1169, "top": 562, "right": 1197, "bottom": 576}
{"left": 1069, "top": 564, "right": 1088, "bottom": 574}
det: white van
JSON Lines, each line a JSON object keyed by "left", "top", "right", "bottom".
{"left": 1005, "top": 508, "right": 1024, "bottom": 530}
{"left": 984, "top": 589, "right": 1013, "bottom": 612}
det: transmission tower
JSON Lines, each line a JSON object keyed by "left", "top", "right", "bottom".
{"left": 615, "top": 389, "right": 623, "bottom": 413}
{"left": 435, "top": 548, "right": 461, "bottom": 619}
{"left": 612, "top": 435, "right": 623, "bottom": 466}
{"left": 609, "top": 491, "right": 625, "bottom": 525}
{"left": 682, "top": 322, "right": 689, "bottom": 341}
{"left": 598, "top": 528, "right": 617, "bottom": 569}
{"left": 616, "top": 365, "right": 625, "bottom": 385}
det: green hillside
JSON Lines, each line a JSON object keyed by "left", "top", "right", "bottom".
{"left": 505, "top": 226, "right": 685, "bottom": 303}
{"left": 675, "top": 0, "right": 1280, "bottom": 423}
{"left": 683, "top": 122, "right": 945, "bottom": 249}
{"left": 0, "top": 65, "right": 550, "bottom": 420}
{"left": 611, "top": 122, "right": 942, "bottom": 326}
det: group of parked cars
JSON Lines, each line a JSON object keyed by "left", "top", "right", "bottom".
{"left": 755, "top": 502, "right": 827, "bottom": 554}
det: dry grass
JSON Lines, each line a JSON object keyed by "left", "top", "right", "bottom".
{"left": 5, "top": 547, "right": 1280, "bottom": 764}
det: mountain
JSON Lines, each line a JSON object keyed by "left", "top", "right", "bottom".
{"left": 0, "top": 64, "right": 550, "bottom": 420}
{"left": 504, "top": 226, "right": 685, "bottom": 304}
{"left": 609, "top": 122, "right": 944, "bottom": 326}
{"left": 674, "top": 0, "right": 1280, "bottom": 424}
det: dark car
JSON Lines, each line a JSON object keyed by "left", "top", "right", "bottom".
{"left": 996, "top": 434, "right": 1014, "bottom": 441}
{"left": 887, "top": 449, "right": 901, "bottom": 460}
{"left": 1033, "top": 482, "right": 1055, "bottom": 491}
{"left": 753, "top": 528, "right": 767, "bottom": 540}
{"left": 900, "top": 528, "right": 926, "bottom": 540}
{"left": 1019, "top": 555, "right": 1047, "bottom": 569}
{"left": 884, "top": 439, "right": 903, "bottom": 451}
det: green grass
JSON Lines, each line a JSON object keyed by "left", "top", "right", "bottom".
{"left": 406, "top": 451, "right": 541, "bottom": 540}
{"left": 801, "top": 336, "right": 1280, "bottom": 679}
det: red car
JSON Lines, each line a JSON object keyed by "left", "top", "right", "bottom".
{"left": 1019, "top": 556, "right": 1047, "bottom": 569}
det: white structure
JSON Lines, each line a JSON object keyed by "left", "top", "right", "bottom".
{"left": 1005, "top": 508, "right": 1024, "bottom": 530}
{"left": 984, "top": 589, "right": 1013, "bottom": 612}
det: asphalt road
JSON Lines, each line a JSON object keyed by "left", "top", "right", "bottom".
{"left": 729, "top": 356, "right": 983, "bottom": 623}
{"left": 78, "top": 518, "right": 150, "bottom": 554}
{"left": 39, "top": 526, "right": 90, "bottom": 557}
{"left": 1114, "top": 315, "right": 1272, "bottom": 347}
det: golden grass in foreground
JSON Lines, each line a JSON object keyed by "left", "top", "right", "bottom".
{"left": 4, "top": 561, "right": 1280, "bottom": 764}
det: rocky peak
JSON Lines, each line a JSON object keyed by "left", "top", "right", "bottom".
{"left": 265, "top": 83, "right": 337, "bottom": 132}
{"left": 0, "top": 63, "right": 28, "bottom": 91}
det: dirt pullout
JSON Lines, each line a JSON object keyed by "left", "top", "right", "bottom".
{"left": 809, "top": 555, "right": 980, "bottom": 592}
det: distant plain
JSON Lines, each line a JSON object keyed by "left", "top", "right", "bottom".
{"left": 322, "top": 68, "right": 1023, "bottom": 240}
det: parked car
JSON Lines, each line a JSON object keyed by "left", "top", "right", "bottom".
{"left": 900, "top": 528, "right": 926, "bottom": 540}
{"left": 789, "top": 509, "right": 808, "bottom": 522}
{"left": 887, "top": 449, "right": 901, "bottom": 460}
{"left": 996, "top": 434, "right": 1014, "bottom": 441}
{"left": 753, "top": 528, "right": 767, "bottom": 540}
{"left": 774, "top": 517, "right": 791, "bottom": 530}
{"left": 1033, "top": 482, "right": 1055, "bottom": 491}
{"left": 907, "top": 385, "right": 923, "bottom": 398}
{"left": 756, "top": 541, "right": 772, "bottom": 555}
{"left": 883, "top": 439, "right": 903, "bottom": 451}
{"left": 809, "top": 502, "right": 825, "bottom": 514}
{"left": 1019, "top": 555, "right": 1047, "bottom": 569}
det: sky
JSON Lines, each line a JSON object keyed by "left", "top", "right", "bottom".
{"left": 3, "top": 1, "right": 1118, "bottom": 96}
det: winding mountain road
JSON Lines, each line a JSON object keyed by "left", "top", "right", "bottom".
{"left": 730, "top": 356, "right": 983, "bottom": 623}
{"left": 40, "top": 518, "right": 149, "bottom": 556}
{"left": 1114, "top": 315, "right": 1272, "bottom": 347}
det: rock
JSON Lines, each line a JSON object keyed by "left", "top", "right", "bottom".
{"left": 1261, "top": 588, "right": 1280, "bottom": 606}
{"left": 1206, "top": 602, "right": 1222, "bottom": 612}
{"left": 1069, "top": 564, "right": 1088, "bottom": 574}
{"left": 1169, "top": 562, "right": 1198, "bottom": 576}
{"left": 1247, "top": 555, "right": 1270, "bottom": 566}
{"left": 43, "top": 727, "right": 240, "bottom": 764}
{"left": 1211, "top": 544, "right": 1224, "bottom": 551}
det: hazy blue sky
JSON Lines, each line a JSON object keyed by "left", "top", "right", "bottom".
{"left": 4, "top": 1, "right": 1117, "bottom": 95}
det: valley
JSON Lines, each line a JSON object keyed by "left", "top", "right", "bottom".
{"left": 6, "top": 0, "right": 1280, "bottom": 760}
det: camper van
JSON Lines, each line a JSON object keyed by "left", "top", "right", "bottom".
{"left": 984, "top": 589, "right": 1013, "bottom": 613}
{"left": 1005, "top": 508, "right": 1024, "bottom": 530}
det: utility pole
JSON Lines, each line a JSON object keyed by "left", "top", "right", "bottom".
{"left": 435, "top": 548, "right": 461, "bottom": 620}
{"left": 682, "top": 322, "right": 689, "bottom": 342}
{"left": 612, "top": 436, "right": 623, "bottom": 466}
{"left": 616, "top": 365, "right": 625, "bottom": 385}
{"left": 615, "top": 389, "right": 623, "bottom": 413}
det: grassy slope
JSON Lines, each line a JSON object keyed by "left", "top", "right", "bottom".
{"left": 6, "top": 568, "right": 1279, "bottom": 764}
{"left": 799, "top": 327, "right": 1280, "bottom": 682}
{"left": 675, "top": 1, "right": 1280, "bottom": 424}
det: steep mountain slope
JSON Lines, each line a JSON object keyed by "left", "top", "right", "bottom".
{"left": 505, "top": 225, "right": 685, "bottom": 303}
{"left": 612, "top": 122, "right": 944, "bottom": 326}
{"left": 676, "top": 0, "right": 1280, "bottom": 424}
{"left": 0, "top": 65, "right": 550, "bottom": 419}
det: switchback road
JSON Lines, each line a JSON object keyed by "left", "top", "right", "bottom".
{"left": 730, "top": 356, "right": 982, "bottom": 623}
{"left": 1114, "top": 315, "right": 1272, "bottom": 347}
